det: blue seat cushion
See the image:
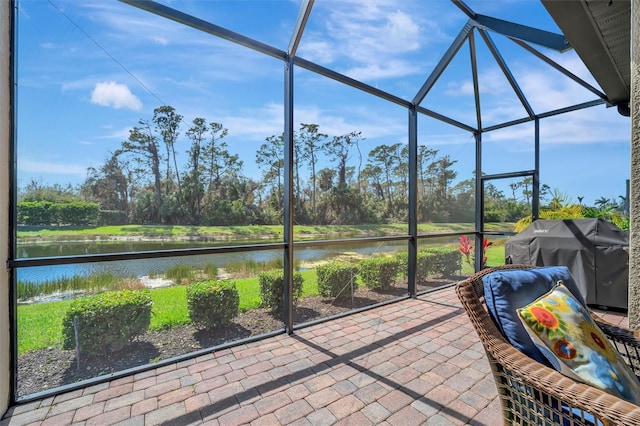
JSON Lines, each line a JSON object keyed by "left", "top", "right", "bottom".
{"left": 482, "top": 266, "right": 585, "bottom": 366}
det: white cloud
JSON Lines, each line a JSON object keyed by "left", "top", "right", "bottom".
{"left": 97, "top": 126, "right": 132, "bottom": 141}
{"left": 346, "top": 59, "right": 420, "bottom": 81}
{"left": 152, "top": 37, "right": 168, "bottom": 46}
{"left": 300, "top": 0, "right": 446, "bottom": 84}
{"left": 19, "top": 159, "right": 88, "bottom": 177}
{"left": 220, "top": 103, "right": 284, "bottom": 139}
{"left": 91, "top": 81, "right": 143, "bottom": 111}
{"left": 483, "top": 105, "right": 628, "bottom": 147}
{"left": 445, "top": 80, "right": 474, "bottom": 97}
{"left": 298, "top": 40, "right": 335, "bottom": 63}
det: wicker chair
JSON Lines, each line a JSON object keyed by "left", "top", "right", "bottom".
{"left": 455, "top": 264, "right": 640, "bottom": 425}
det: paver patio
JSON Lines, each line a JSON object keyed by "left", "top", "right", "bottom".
{"left": 0, "top": 285, "right": 628, "bottom": 426}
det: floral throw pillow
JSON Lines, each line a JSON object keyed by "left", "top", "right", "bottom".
{"left": 517, "top": 281, "right": 640, "bottom": 405}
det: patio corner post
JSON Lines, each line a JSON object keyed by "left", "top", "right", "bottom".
{"left": 532, "top": 118, "right": 540, "bottom": 221}
{"left": 407, "top": 104, "right": 418, "bottom": 297}
{"left": 474, "top": 131, "right": 483, "bottom": 272}
{"left": 283, "top": 56, "right": 295, "bottom": 334}
{"left": 629, "top": 0, "right": 640, "bottom": 330}
{"left": 0, "top": 0, "right": 12, "bottom": 412}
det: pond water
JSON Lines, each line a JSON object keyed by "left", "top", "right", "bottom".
{"left": 16, "top": 240, "right": 412, "bottom": 284}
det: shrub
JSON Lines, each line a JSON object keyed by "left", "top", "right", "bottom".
{"left": 393, "top": 251, "right": 435, "bottom": 282}
{"left": 415, "top": 251, "right": 432, "bottom": 282}
{"left": 258, "top": 269, "right": 303, "bottom": 314}
{"left": 186, "top": 280, "right": 239, "bottom": 329}
{"left": 316, "top": 262, "right": 359, "bottom": 300}
{"left": 17, "top": 201, "right": 100, "bottom": 225}
{"left": 62, "top": 290, "right": 153, "bottom": 356}
{"left": 358, "top": 257, "right": 399, "bottom": 290}
{"left": 394, "top": 252, "right": 408, "bottom": 279}
{"left": 421, "top": 247, "right": 461, "bottom": 277}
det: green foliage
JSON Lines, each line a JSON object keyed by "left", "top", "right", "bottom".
{"left": 22, "top": 105, "right": 630, "bottom": 228}
{"left": 203, "top": 263, "right": 218, "bottom": 279}
{"left": 224, "top": 258, "right": 299, "bottom": 277}
{"left": 583, "top": 206, "right": 630, "bottom": 231}
{"left": 165, "top": 264, "right": 194, "bottom": 283}
{"left": 515, "top": 203, "right": 629, "bottom": 232}
{"left": 98, "top": 210, "right": 128, "bottom": 226}
{"left": 258, "top": 269, "right": 303, "bottom": 314}
{"left": 358, "top": 257, "right": 399, "bottom": 290}
{"left": 394, "top": 248, "right": 461, "bottom": 281}
{"left": 19, "top": 181, "right": 78, "bottom": 203}
{"left": 186, "top": 280, "right": 239, "bottom": 329}
{"left": 17, "top": 201, "right": 100, "bottom": 226}
{"left": 17, "top": 201, "right": 54, "bottom": 225}
{"left": 515, "top": 205, "right": 584, "bottom": 232}
{"left": 18, "top": 273, "right": 132, "bottom": 301}
{"left": 316, "top": 262, "right": 359, "bottom": 299}
{"left": 421, "top": 247, "right": 461, "bottom": 277}
{"left": 394, "top": 252, "right": 408, "bottom": 279}
{"left": 62, "top": 290, "right": 153, "bottom": 356}
{"left": 415, "top": 251, "right": 434, "bottom": 281}
{"left": 19, "top": 274, "right": 296, "bottom": 355}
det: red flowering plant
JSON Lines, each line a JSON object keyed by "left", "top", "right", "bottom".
{"left": 458, "top": 236, "right": 492, "bottom": 268}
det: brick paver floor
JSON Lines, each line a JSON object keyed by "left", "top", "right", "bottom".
{"left": 0, "top": 285, "right": 627, "bottom": 426}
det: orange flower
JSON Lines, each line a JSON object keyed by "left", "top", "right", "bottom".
{"left": 530, "top": 306, "right": 559, "bottom": 329}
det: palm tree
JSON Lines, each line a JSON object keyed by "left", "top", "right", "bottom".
{"left": 594, "top": 196, "right": 611, "bottom": 208}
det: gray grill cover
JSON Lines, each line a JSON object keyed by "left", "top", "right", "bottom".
{"left": 504, "top": 218, "right": 629, "bottom": 309}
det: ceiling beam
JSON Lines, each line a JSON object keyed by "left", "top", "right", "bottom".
{"left": 472, "top": 14, "right": 570, "bottom": 52}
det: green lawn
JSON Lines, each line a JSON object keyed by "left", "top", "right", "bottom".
{"left": 18, "top": 300, "right": 70, "bottom": 354}
{"left": 18, "top": 222, "right": 515, "bottom": 241}
{"left": 459, "top": 245, "right": 506, "bottom": 275}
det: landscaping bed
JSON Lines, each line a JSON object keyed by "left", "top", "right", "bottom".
{"left": 17, "top": 279, "right": 454, "bottom": 397}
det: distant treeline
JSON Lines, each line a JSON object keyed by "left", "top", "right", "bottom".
{"left": 19, "top": 106, "right": 626, "bottom": 228}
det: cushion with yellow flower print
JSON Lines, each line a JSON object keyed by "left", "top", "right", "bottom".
{"left": 517, "top": 281, "right": 640, "bottom": 405}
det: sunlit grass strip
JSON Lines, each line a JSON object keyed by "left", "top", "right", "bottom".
{"left": 18, "top": 300, "right": 70, "bottom": 354}
{"left": 17, "top": 222, "right": 516, "bottom": 241}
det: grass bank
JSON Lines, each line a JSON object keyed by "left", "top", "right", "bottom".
{"left": 17, "top": 222, "right": 515, "bottom": 242}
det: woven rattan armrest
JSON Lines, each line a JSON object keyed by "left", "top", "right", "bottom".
{"left": 456, "top": 265, "right": 640, "bottom": 425}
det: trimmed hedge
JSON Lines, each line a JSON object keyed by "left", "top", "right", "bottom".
{"left": 394, "top": 248, "right": 461, "bottom": 281}
{"left": 18, "top": 201, "right": 100, "bottom": 226}
{"left": 394, "top": 252, "right": 408, "bottom": 279}
{"left": 316, "top": 261, "right": 359, "bottom": 300}
{"left": 416, "top": 251, "right": 432, "bottom": 281}
{"left": 186, "top": 280, "right": 239, "bottom": 329}
{"left": 420, "top": 247, "right": 461, "bottom": 277}
{"left": 258, "top": 269, "right": 303, "bottom": 314}
{"left": 358, "top": 257, "right": 399, "bottom": 290}
{"left": 62, "top": 290, "right": 153, "bottom": 356}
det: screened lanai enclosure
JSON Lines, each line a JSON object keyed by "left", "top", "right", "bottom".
{"left": 9, "top": 0, "right": 629, "bottom": 401}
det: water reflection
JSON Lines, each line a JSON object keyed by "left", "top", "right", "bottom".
{"left": 17, "top": 240, "right": 413, "bottom": 284}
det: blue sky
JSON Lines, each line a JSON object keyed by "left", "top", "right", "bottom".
{"left": 15, "top": 0, "right": 630, "bottom": 207}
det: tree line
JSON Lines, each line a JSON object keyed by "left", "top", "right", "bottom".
{"left": 18, "top": 106, "right": 625, "bottom": 227}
